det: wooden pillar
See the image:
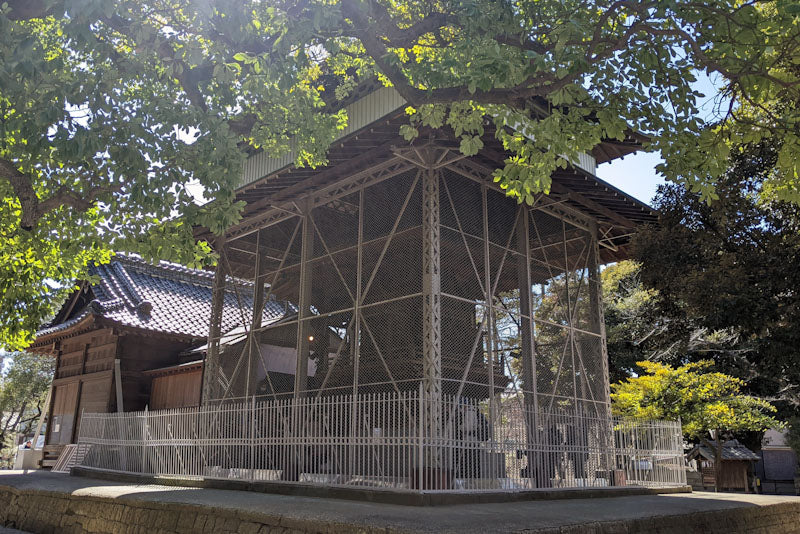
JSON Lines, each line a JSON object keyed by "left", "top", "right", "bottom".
{"left": 44, "top": 342, "right": 61, "bottom": 446}
{"left": 69, "top": 380, "right": 83, "bottom": 444}
{"left": 201, "top": 235, "right": 227, "bottom": 405}
{"left": 294, "top": 200, "right": 315, "bottom": 398}
{"left": 114, "top": 359, "right": 124, "bottom": 412}
{"left": 33, "top": 385, "right": 52, "bottom": 450}
{"left": 80, "top": 342, "right": 88, "bottom": 375}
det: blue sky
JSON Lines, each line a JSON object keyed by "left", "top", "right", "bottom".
{"left": 596, "top": 151, "right": 666, "bottom": 207}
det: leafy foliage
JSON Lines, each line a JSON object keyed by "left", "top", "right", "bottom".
{"left": 785, "top": 417, "right": 800, "bottom": 466}
{"left": 0, "top": 352, "right": 53, "bottom": 464}
{"left": 632, "top": 139, "right": 800, "bottom": 411}
{"left": 612, "top": 360, "right": 780, "bottom": 440}
{"left": 2, "top": 0, "right": 799, "bottom": 349}
{"left": 602, "top": 260, "right": 751, "bottom": 386}
{"left": 602, "top": 261, "right": 660, "bottom": 382}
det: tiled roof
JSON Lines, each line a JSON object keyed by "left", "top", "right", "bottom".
{"left": 36, "top": 254, "right": 290, "bottom": 341}
{"left": 689, "top": 440, "right": 760, "bottom": 462}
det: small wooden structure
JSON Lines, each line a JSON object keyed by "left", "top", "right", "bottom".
{"left": 30, "top": 254, "right": 287, "bottom": 466}
{"left": 688, "top": 440, "right": 760, "bottom": 492}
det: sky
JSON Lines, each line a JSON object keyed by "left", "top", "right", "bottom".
{"left": 595, "top": 151, "right": 666, "bottom": 207}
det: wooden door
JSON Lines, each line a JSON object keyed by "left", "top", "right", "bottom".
{"left": 49, "top": 382, "right": 79, "bottom": 445}
{"left": 74, "top": 378, "right": 112, "bottom": 441}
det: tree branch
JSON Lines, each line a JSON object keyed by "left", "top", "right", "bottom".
{"left": 4, "top": 0, "right": 59, "bottom": 21}
{"left": 1, "top": 158, "right": 123, "bottom": 231}
{"left": 0, "top": 158, "right": 39, "bottom": 231}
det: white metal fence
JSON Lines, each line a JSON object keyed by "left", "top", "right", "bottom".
{"left": 76, "top": 390, "right": 685, "bottom": 492}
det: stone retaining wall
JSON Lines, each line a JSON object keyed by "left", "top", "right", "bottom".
{"left": 3, "top": 483, "right": 800, "bottom": 533}
{"left": 0, "top": 485, "right": 339, "bottom": 534}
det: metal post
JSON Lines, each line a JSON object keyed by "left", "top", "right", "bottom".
{"left": 352, "top": 189, "right": 364, "bottom": 397}
{"left": 515, "top": 205, "right": 540, "bottom": 483}
{"left": 294, "top": 199, "right": 314, "bottom": 398}
{"left": 587, "top": 221, "right": 610, "bottom": 406}
{"left": 418, "top": 381, "right": 424, "bottom": 490}
{"left": 141, "top": 405, "right": 148, "bottom": 473}
{"left": 250, "top": 395, "right": 256, "bottom": 481}
{"left": 421, "top": 163, "right": 442, "bottom": 469}
{"left": 588, "top": 221, "right": 613, "bottom": 472}
{"left": 482, "top": 186, "right": 496, "bottom": 443}
{"left": 248, "top": 229, "right": 268, "bottom": 398}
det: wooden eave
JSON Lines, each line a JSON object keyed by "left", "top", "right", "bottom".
{"left": 143, "top": 360, "right": 203, "bottom": 378}
{"left": 98, "top": 318, "right": 203, "bottom": 345}
{"left": 31, "top": 313, "right": 203, "bottom": 353}
{"left": 29, "top": 314, "right": 98, "bottom": 353}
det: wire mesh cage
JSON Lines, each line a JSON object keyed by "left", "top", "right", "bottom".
{"left": 77, "top": 150, "right": 684, "bottom": 493}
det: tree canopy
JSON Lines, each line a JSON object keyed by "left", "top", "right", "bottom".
{"left": 632, "top": 138, "right": 800, "bottom": 412}
{"left": 2, "top": 0, "right": 800, "bottom": 349}
{"left": 611, "top": 360, "right": 779, "bottom": 440}
{"left": 0, "top": 352, "right": 53, "bottom": 464}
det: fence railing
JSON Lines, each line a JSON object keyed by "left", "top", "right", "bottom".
{"left": 76, "top": 389, "right": 686, "bottom": 492}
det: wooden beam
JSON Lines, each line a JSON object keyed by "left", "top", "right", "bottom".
{"left": 32, "top": 385, "right": 52, "bottom": 450}
{"left": 114, "top": 359, "right": 124, "bottom": 412}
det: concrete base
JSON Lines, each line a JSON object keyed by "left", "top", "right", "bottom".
{"left": 71, "top": 466, "right": 691, "bottom": 506}
{"left": 3, "top": 470, "right": 800, "bottom": 533}
{"left": 12, "top": 450, "right": 42, "bottom": 471}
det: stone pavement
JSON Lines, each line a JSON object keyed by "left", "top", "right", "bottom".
{"left": 2, "top": 470, "right": 800, "bottom": 533}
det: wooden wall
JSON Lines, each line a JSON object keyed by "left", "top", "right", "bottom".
{"left": 46, "top": 327, "right": 196, "bottom": 447}
{"left": 700, "top": 459, "right": 751, "bottom": 491}
{"left": 117, "top": 335, "right": 194, "bottom": 412}
{"left": 46, "top": 329, "right": 117, "bottom": 447}
{"left": 149, "top": 369, "right": 202, "bottom": 410}
{"left": 55, "top": 329, "right": 117, "bottom": 380}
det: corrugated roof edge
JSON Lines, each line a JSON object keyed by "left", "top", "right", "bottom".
{"left": 237, "top": 86, "right": 623, "bottom": 191}
{"left": 575, "top": 164, "right": 658, "bottom": 215}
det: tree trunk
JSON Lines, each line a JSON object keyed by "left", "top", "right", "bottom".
{"left": 713, "top": 430, "right": 723, "bottom": 492}
{"left": 700, "top": 434, "right": 723, "bottom": 492}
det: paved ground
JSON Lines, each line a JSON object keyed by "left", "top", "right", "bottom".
{"left": 2, "top": 470, "right": 800, "bottom": 533}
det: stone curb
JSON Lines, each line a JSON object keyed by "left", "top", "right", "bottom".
{"left": 3, "top": 476, "right": 800, "bottom": 534}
